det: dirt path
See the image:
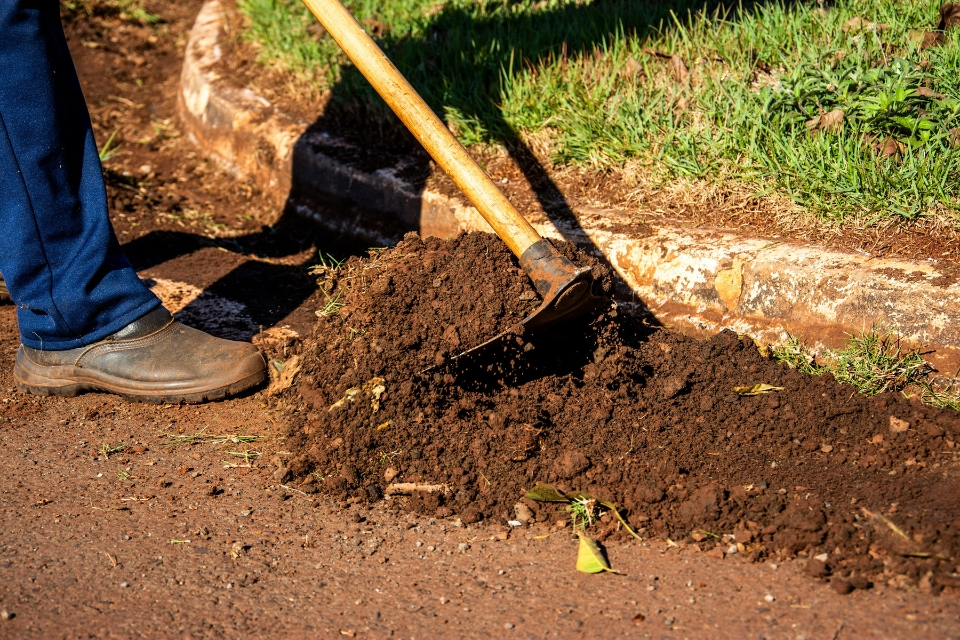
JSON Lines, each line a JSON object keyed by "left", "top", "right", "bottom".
{"left": 0, "top": 2, "right": 958, "bottom": 637}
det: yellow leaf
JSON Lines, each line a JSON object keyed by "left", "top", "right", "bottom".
{"left": 576, "top": 533, "right": 618, "bottom": 574}
{"left": 733, "top": 383, "right": 784, "bottom": 396}
{"left": 524, "top": 483, "right": 569, "bottom": 503}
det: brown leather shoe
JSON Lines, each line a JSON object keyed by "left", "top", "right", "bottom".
{"left": 14, "top": 308, "right": 266, "bottom": 403}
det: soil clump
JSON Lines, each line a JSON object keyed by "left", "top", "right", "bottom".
{"left": 288, "top": 231, "right": 960, "bottom": 593}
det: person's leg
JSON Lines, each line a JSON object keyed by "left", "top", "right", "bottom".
{"left": 0, "top": 1, "right": 266, "bottom": 402}
{"left": 0, "top": 0, "right": 159, "bottom": 349}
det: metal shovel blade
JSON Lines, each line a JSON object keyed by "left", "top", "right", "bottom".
{"left": 442, "top": 240, "right": 607, "bottom": 369}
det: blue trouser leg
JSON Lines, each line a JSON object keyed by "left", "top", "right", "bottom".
{"left": 0, "top": 0, "right": 160, "bottom": 350}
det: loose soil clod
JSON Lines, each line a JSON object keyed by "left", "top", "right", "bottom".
{"left": 286, "top": 231, "right": 960, "bottom": 592}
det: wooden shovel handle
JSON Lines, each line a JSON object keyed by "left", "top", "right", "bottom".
{"left": 300, "top": 0, "right": 543, "bottom": 259}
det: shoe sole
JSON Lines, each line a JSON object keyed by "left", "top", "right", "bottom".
{"left": 14, "top": 350, "right": 267, "bottom": 404}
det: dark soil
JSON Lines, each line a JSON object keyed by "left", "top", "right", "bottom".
{"left": 287, "top": 231, "right": 960, "bottom": 594}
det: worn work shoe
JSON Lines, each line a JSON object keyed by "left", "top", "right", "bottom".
{"left": 14, "top": 308, "right": 266, "bottom": 403}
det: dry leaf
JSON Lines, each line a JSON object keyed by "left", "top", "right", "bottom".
{"left": 807, "top": 109, "right": 845, "bottom": 134}
{"left": 623, "top": 58, "right": 642, "bottom": 76}
{"left": 733, "top": 383, "right": 784, "bottom": 396}
{"left": 267, "top": 354, "right": 300, "bottom": 396}
{"left": 576, "top": 532, "right": 617, "bottom": 574}
{"left": 914, "top": 86, "right": 944, "bottom": 99}
{"left": 872, "top": 135, "right": 904, "bottom": 158}
{"left": 524, "top": 483, "right": 569, "bottom": 503}
{"left": 670, "top": 54, "right": 689, "bottom": 84}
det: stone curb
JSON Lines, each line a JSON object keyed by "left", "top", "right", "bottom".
{"left": 179, "top": 0, "right": 960, "bottom": 372}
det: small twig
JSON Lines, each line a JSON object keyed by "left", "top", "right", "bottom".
{"left": 385, "top": 483, "right": 450, "bottom": 496}
{"left": 831, "top": 622, "right": 845, "bottom": 640}
{"left": 279, "top": 484, "right": 314, "bottom": 501}
{"left": 861, "top": 507, "right": 909, "bottom": 540}
{"left": 101, "top": 551, "right": 118, "bottom": 567}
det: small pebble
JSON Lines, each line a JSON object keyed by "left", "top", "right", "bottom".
{"left": 0, "top": 610, "right": 11, "bottom": 621}
{"left": 415, "top": 541, "right": 423, "bottom": 548}
{"left": 726, "top": 545, "right": 738, "bottom": 555}
{"left": 504, "top": 623, "right": 514, "bottom": 629}
{"left": 457, "top": 543, "right": 470, "bottom": 553}
{"left": 764, "top": 594, "right": 775, "bottom": 603}
{"left": 426, "top": 545, "right": 435, "bottom": 552}
{"left": 120, "top": 582, "right": 129, "bottom": 588}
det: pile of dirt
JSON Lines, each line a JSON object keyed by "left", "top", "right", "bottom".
{"left": 284, "top": 232, "right": 960, "bottom": 592}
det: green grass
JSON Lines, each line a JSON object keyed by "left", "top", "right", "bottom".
{"left": 772, "top": 328, "right": 960, "bottom": 407}
{"left": 239, "top": 0, "right": 960, "bottom": 224}
{"left": 63, "top": 0, "right": 161, "bottom": 24}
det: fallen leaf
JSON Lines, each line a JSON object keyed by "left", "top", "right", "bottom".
{"left": 268, "top": 354, "right": 301, "bottom": 396}
{"left": 576, "top": 532, "right": 618, "bottom": 574}
{"left": 524, "top": 483, "right": 570, "bottom": 503}
{"left": 871, "top": 135, "right": 904, "bottom": 158}
{"left": 623, "top": 58, "right": 642, "bottom": 76}
{"left": 808, "top": 109, "right": 844, "bottom": 134}
{"left": 733, "top": 383, "right": 784, "bottom": 396}
{"left": 913, "top": 29, "right": 944, "bottom": 48}
{"left": 670, "top": 54, "right": 689, "bottom": 84}
{"left": 914, "top": 86, "right": 944, "bottom": 99}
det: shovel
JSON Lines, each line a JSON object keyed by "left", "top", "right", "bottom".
{"left": 300, "top": 0, "right": 606, "bottom": 362}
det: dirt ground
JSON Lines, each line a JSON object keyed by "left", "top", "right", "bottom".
{"left": 1, "top": 1, "right": 960, "bottom": 637}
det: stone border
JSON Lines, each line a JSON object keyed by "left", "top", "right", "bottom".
{"left": 179, "top": 0, "right": 960, "bottom": 372}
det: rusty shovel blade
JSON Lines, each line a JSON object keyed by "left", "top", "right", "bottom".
{"left": 441, "top": 239, "right": 608, "bottom": 369}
